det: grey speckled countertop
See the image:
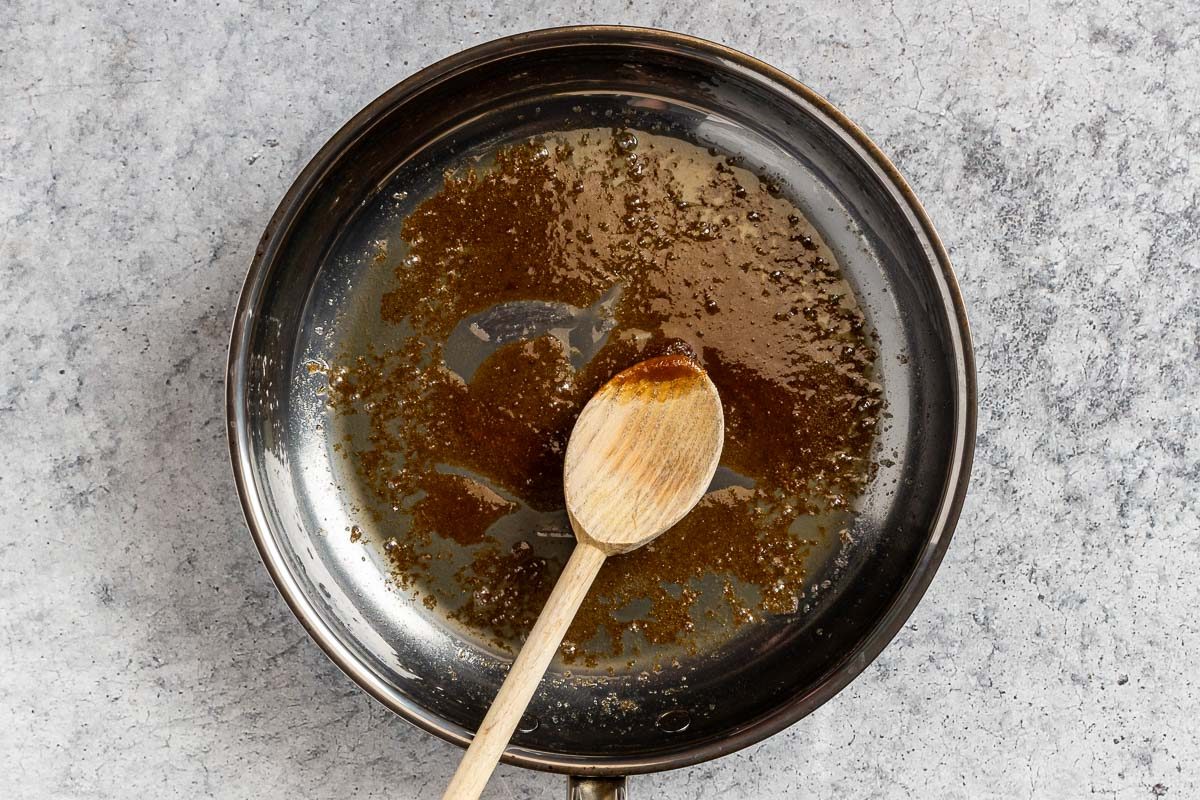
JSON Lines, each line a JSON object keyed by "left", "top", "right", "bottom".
{"left": 2, "top": 2, "right": 1198, "bottom": 798}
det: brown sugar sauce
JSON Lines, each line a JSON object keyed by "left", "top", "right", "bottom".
{"left": 320, "top": 129, "right": 882, "bottom": 668}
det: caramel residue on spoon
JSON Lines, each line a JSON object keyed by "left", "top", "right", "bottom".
{"left": 603, "top": 352, "right": 705, "bottom": 401}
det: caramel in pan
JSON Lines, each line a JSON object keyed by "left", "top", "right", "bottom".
{"left": 324, "top": 129, "right": 882, "bottom": 666}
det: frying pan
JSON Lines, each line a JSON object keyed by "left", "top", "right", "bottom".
{"left": 227, "top": 26, "right": 976, "bottom": 798}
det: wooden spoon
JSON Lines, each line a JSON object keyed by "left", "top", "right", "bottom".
{"left": 441, "top": 352, "right": 724, "bottom": 800}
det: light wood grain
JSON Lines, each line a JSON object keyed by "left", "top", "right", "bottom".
{"left": 440, "top": 540, "right": 606, "bottom": 800}
{"left": 564, "top": 356, "right": 724, "bottom": 555}
{"left": 441, "top": 354, "right": 724, "bottom": 799}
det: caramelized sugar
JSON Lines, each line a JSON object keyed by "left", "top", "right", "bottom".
{"left": 322, "top": 129, "right": 881, "bottom": 665}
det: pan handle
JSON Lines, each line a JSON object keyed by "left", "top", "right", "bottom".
{"left": 567, "top": 776, "right": 628, "bottom": 799}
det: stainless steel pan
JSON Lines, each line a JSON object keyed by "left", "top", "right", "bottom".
{"left": 227, "top": 26, "right": 976, "bottom": 798}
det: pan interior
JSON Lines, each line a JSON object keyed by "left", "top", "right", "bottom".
{"left": 236, "top": 36, "right": 964, "bottom": 768}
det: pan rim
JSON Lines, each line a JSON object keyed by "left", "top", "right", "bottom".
{"left": 226, "top": 24, "right": 977, "bottom": 776}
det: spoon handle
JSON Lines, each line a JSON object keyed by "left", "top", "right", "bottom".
{"left": 442, "top": 540, "right": 608, "bottom": 800}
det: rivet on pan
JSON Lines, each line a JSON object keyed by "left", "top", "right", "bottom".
{"left": 656, "top": 709, "right": 691, "bottom": 733}
{"left": 516, "top": 715, "right": 540, "bottom": 734}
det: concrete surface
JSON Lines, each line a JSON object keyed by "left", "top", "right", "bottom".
{"left": 2, "top": 1, "right": 1198, "bottom": 798}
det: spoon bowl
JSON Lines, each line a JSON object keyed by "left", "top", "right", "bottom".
{"left": 565, "top": 353, "right": 724, "bottom": 555}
